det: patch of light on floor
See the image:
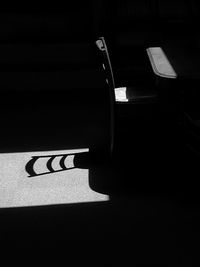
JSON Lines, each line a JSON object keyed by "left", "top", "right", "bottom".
{"left": 115, "top": 87, "right": 128, "bottom": 102}
{"left": 0, "top": 148, "right": 109, "bottom": 208}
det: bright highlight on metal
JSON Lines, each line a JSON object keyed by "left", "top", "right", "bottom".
{"left": 147, "top": 47, "right": 177, "bottom": 79}
{"left": 115, "top": 87, "right": 128, "bottom": 102}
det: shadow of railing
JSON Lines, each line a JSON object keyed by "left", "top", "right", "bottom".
{"left": 25, "top": 151, "right": 91, "bottom": 178}
{"left": 24, "top": 150, "right": 113, "bottom": 195}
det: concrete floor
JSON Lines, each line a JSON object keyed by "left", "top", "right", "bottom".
{"left": 0, "top": 121, "right": 199, "bottom": 266}
{"left": 0, "top": 148, "right": 109, "bottom": 208}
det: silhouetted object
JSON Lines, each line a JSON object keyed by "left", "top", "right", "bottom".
{"left": 96, "top": 37, "right": 115, "bottom": 153}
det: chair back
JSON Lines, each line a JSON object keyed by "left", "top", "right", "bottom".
{"left": 96, "top": 37, "right": 115, "bottom": 153}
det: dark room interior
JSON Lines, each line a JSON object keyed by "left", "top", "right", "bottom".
{"left": 0, "top": 1, "right": 200, "bottom": 265}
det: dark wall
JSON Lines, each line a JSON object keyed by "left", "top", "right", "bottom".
{"left": 0, "top": 1, "right": 199, "bottom": 45}
{"left": 102, "top": 0, "right": 200, "bottom": 47}
{"left": 0, "top": 5, "right": 95, "bottom": 43}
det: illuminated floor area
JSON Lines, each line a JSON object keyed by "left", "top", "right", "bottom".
{"left": 0, "top": 139, "right": 197, "bottom": 265}
{"left": 0, "top": 148, "right": 109, "bottom": 208}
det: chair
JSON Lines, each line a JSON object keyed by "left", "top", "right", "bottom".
{"left": 95, "top": 37, "right": 158, "bottom": 118}
{"left": 95, "top": 37, "right": 115, "bottom": 154}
